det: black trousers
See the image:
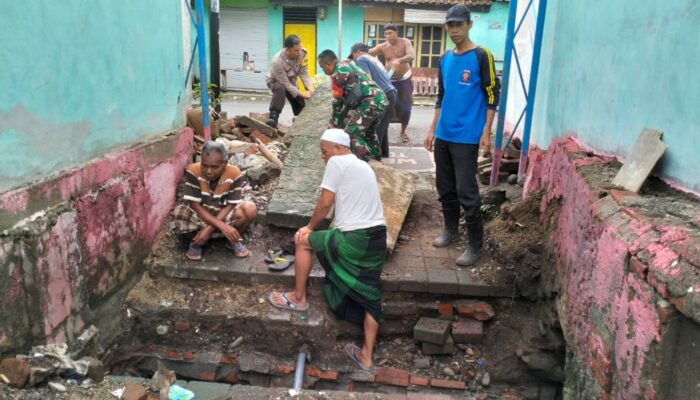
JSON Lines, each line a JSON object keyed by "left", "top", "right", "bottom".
{"left": 268, "top": 82, "right": 306, "bottom": 116}
{"left": 376, "top": 90, "right": 397, "bottom": 158}
{"left": 434, "top": 138, "right": 481, "bottom": 220}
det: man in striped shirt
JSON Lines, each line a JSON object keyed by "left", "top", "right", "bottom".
{"left": 171, "top": 141, "right": 257, "bottom": 260}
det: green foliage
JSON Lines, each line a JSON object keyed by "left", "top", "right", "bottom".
{"left": 192, "top": 82, "right": 222, "bottom": 115}
{"left": 480, "top": 204, "right": 498, "bottom": 220}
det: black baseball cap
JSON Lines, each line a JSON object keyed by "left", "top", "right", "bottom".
{"left": 348, "top": 42, "right": 370, "bottom": 59}
{"left": 445, "top": 4, "right": 471, "bottom": 23}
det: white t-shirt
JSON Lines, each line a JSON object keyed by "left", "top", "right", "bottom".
{"left": 320, "top": 154, "right": 385, "bottom": 232}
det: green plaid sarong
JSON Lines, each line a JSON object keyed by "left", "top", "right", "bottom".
{"left": 309, "top": 225, "right": 387, "bottom": 324}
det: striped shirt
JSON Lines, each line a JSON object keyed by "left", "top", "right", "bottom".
{"left": 183, "top": 163, "right": 242, "bottom": 214}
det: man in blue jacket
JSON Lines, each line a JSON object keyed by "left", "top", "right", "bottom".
{"left": 423, "top": 4, "right": 500, "bottom": 266}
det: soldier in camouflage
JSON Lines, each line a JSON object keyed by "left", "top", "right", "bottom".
{"left": 317, "top": 50, "right": 388, "bottom": 161}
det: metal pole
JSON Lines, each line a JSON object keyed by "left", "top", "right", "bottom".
{"left": 490, "top": 0, "right": 518, "bottom": 186}
{"left": 338, "top": 0, "right": 343, "bottom": 57}
{"left": 195, "top": 0, "right": 211, "bottom": 141}
{"left": 209, "top": 0, "right": 221, "bottom": 112}
{"left": 518, "top": 0, "right": 547, "bottom": 177}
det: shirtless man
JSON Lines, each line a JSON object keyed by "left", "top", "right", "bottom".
{"left": 369, "top": 25, "right": 415, "bottom": 143}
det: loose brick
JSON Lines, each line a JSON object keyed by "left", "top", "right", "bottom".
{"left": 250, "top": 130, "right": 271, "bottom": 144}
{"left": 452, "top": 318, "right": 484, "bottom": 344}
{"left": 199, "top": 371, "right": 216, "bottom": 381}
{"left": 456, "top": 300, "right": 495, "bottom": 321}
{"left": 174, "top": 321, "right": 191, "bottom": 331}
{"left": 375, "top": 368, "right": 410, "bottom": 387}
{"left": 305, "top": 366, "right": 321, "bottom": 378}
{"left": 410, "top": 374, "right": 430, "bottom": 386}
{"left": 437, "top": 302, "right": 454, "bottom": 315}
{"left": 414, "top": 317, "right": 451, "bottom": 345}
{"left": 219, "top": 373, "right": 239, "bottom": 384}
{"left": 318, "top": 370, "right": 338, "bottom": 380}
{"left": 422, "top": 335, "right": 454, "bottom": 355}
{"left": 121, "top": 380, "right": 148, "bottom": 400}
{"left": 0, "top": 358, "right": 29, "bottom": 388}
{"left": 430, "top": 378, "right": 466, "bottom": 390}
{"left": 164, "top": 350, "right": 180, "bottom": 360}
{"left": 273, "top": 364, "right": 295, "bottom": 375}
{"left": 219, "top": 354, "right": 237, "bottom": 365}
{"left": 182, "top": 351, "right": 196, "bottom": 361}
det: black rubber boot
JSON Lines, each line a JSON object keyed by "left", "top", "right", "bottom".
{"left": 266, "top": 110, "right": 279, "bottom": 128}
{"left": 433, "top": 201, "right": 460, "bottom": 247}
{"left": 456, "top": 217, "right": 484, "bottom": 266}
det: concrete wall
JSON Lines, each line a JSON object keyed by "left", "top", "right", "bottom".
{"left": 531, "top": 0, "right": 700, "bottom": 192}
{"left": 525, "top": 137, "right": 700, "bottom": 399}
{"left": 0, "top": 131, "right": 193, "bottom": 356}
{"left": 0, "top": 1, "right": 187, "bottom": 193}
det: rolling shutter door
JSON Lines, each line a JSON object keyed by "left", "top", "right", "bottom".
{"left": 219, "top": 8, "right": 269, "bottom": 91}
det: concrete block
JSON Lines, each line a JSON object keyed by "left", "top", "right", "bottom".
{"left": 368, "top": 160, "right": 418, "bottom": 253}
{"left": 452, "top": 318, "right": 484, "bottom": 344}
{"left": 422, "top": 335, "right": 455, "bottom": 355}
{"left": 427, "top": 268, "right": 460, "bottom": 294}
{"left": 612, "top": 128, "right": 667, "bottom": 193}
{"left": 186, "top": 381, "right": 232, "bottom": 399}
{"left": 414, "top": 317, "right": 451, "bottom": 345}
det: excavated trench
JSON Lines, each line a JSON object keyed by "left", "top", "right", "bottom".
{"left": 102, "top": 190, "right": 567, "bottom": 399}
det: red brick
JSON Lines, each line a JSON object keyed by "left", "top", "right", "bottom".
{"left": 629, "top": 257, "right": 648, "bottom": 279}
{"left": 0, "top": 358, "right": 29, "bottom": 388}
{"left": 122, "top": 380, "right": 148, "bottom": 400}
{"left": 182, "top": 352, "right": 196, "bottom": 361}
{"left": 318, "top": 370, "right": 338, "bottom": 380}
{"left": 437, "top": 303, "right": 454, "bottom": 315}
{"left": 250, "top": 130, "right": 270, "bottom": 144}
{"left": 164, "top": 350, "right": 180, "bottom": 360}
{"left": 671, "top": 297, "right": 685, "bottom": 313}
{"left": 199, "top": 371, "right": 216, "bottom": 381}
{"left": 347, "top": 382, "right": 355, "bottom": 392}
{"left": 410, "top": 374, "right": 430, "bottom": 386}
{"left": 657, "top": 302, "right": 679, "bottom": 324}
{"left": 305, "top": 366, "right": 321, "bottom": 378}
{"left": 220, "top": 373, "right": 239, "bottom": 384}
{"left": 647, "top": 273, "right": 669, "bottom": 299}
{"left": 645, "top": 386, "right": 657, "bottom": 400}
{"left": 609, "top": 189, "right": 638, "bottom": 203}
{"left": 219, "top": 354, "right": 237, "bottom": 365}
{"left": 456, "top": 300, "right": 494, "bottom": 321}
{"left": 430, "top": 378, "right": 466, "bottom": 390}
{"left": 375, "top": 368, "right": 410, "bottom": 387}
{"left": 273, "top": 364, "right": 295, "bottom": 374}
{"left": 622, "top": 207, "right": 647, "bottom": 222}
{"left": 174, "top": 321, "right": 191, "bottom": 331}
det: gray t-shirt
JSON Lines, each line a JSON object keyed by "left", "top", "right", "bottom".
{"left": 355, "top": 55, "right": 396, "bottom": 95}
{"left": 320, "top": 154, "right": 385, "bottom": 232}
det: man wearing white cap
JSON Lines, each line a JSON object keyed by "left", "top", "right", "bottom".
{"left": 269, "top": 129, "right": 386, "bottom": 372}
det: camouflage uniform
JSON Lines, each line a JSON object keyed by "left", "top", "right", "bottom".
{"left": 330, "top": 61, "right": 388, "bottom": 161}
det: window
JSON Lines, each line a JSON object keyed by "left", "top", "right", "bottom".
{"left": 364, "top": 23, "right": 417, "bottom": 50}
{"left": 418, "top": 25, "right": 444, "bottom": 68}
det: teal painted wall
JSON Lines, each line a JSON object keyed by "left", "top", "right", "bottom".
{"left": 317, "top": 6, "right": 365, "bottom": 66}
{"left": 532, "top": 0, "right": 700, "bottom": 191}
{"left": 268, "top": 6, "right": 285, "bottom": 62}
{"left": 445, "top": 4, "right": 509, "bottom": 69}
{"left": 0, "top": 1, "right": 185, "bottom": 193}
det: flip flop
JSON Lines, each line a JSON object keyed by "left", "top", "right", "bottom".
{"left": 268, "top": 292, "right": 309, "bottom": 312}
{"left": 400, "top": 133, "right": 411, "bottom": 143}
{"left": 226, "top": 241, "right": 251, "bottom": 258}
{"left": 264, "top": 248, "right": 284, "bottom": 263}
{"left": 185, "top": 245, "right": 203, "bottom": 261}
{"left": 268, "top": 255, "right": 295, "bottom": 272}
{"left": 344, "top": 343, "right": 373, "bottom": 372}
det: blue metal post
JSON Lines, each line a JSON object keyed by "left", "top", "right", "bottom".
{"left": 195, "top": 0, "right": 211, "bottom": 141}
{"left": 518, "top": 0, "right": 548, "bottom": 177}
{"left": 490, "top": 0, "right": 519, "bottom": 186}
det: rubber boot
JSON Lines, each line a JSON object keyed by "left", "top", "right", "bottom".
{"left": 433, "top": 201, "right": 460, "bottom": 247}
{"left": 456, "top": 217, "right": 484, "bottom": 266}
{"left": 266, "top": 110, "right": 279, "bottom": 128}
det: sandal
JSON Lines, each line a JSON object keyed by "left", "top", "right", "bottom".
{"left": 185, "top": 245, "right": 203, "bottom": 261}
{"left": 268, "top": 255, "right": 296, "bottom": 272}
{"left": 264, "top": 248, "right": 284, "bottom": 263}
{"left": 226, "top": 241, "right": 251, "bottom": 258}
{"left": 400, "top": 133, "right": 410, "bottom": 144}
{"left": 344, "top": 343, "right": 373, "bottom": 372}
{"left": 268, "top": 292, "right": 309, "bottom": 311}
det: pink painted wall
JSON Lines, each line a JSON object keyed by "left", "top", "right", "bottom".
{"left": 524, "top": 136, "right": 699, "bottom": 399}
{"left": 0, "top": 129, "right": 192, "bottom": 354}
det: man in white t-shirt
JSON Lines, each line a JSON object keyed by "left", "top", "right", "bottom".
{"left": 269, "top": 129, "right": 386, "bottom": 372}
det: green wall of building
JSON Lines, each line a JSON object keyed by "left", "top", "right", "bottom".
{"left": 0, "top": 1, "right": 185, "bottom": 192}
{"left": 532, "top": 0, "right": 700, "bottom": 191}
{"left": 316, "top": 6, "right": 366, "bottom": 65}
{"left": 445, "top": 3, "right": 509, "bottom": 69}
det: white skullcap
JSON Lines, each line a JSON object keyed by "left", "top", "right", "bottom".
{"left": 320, "top": 128, "right": 351, "bottom": 147}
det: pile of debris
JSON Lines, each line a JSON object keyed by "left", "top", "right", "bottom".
{"left": 112, "top": 361, "right": 192, "bottom": 400}
{"left": 0, "top": 326, "right": 104, "bottom": 393}
{"left": 478, "top": 137, "right": 522, "bottom": 185}
{"left": 194, "top": 112, "right": 292, "bottom": 210}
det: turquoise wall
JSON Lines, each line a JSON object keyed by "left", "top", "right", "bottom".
{"left": 445, "top": 4, "right": 509, "bottom": 69}
{"left": 0, "top": 1, "right": 185, "bottom": 193}
{"left": 317, "top": 6, "right": 365, "bottom": 66}
{"left": 532, "top": 0, "right": 700, "bottom": 191}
